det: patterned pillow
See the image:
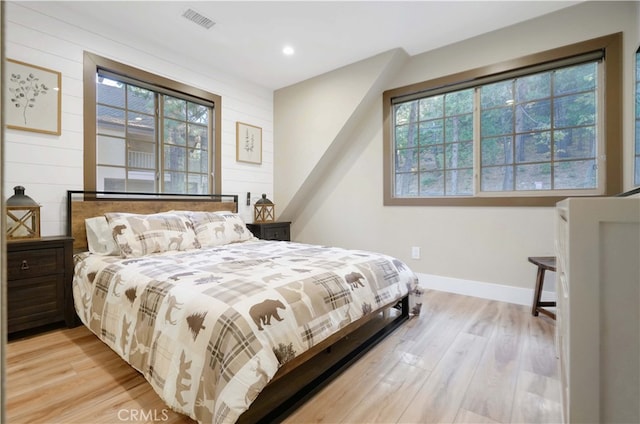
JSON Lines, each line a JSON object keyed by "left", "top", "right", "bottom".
{"left": 104, "top": 212, "right": 200, "bottom": 258}
{"left": 178, "top": 211, "right": 256, "bottom": 247}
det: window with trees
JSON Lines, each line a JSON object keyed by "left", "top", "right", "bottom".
{"left": 383, "top": 33, "right": 622, "bottom": 206}
{"left": 83, "top": 52, "right": 221, "bottom": 194}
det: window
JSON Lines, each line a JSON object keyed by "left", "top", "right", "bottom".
{"left": 83, "top": 52, "right": 221, "bottom": 194}
{"left": 384, "top": 33, "right": 622, "bottom": 206}
{"left": 635, "top": 46, "right": 640, "bottom": 186}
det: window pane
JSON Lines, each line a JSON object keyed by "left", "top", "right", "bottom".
{"left": 165, "top": 96, "right": 187, "bottom": 120}
{"left": 445, "top": 90, "right": 473, "bottom": 115}
{"left": 516, "top": 73, "right": 550, "bottom": 103}
{"left": 128, "top": 169, "right": 156, "bottom": 192}
{"left": 164, "top": 171, "right": 187, "bottom": 193}
{"left": 445, "top": 142, "right": 473, "bottom": 168}
{"left": 187, "top": 174, "right": 208, "bottom": 194}
{"left": 481, "top": 166, "right": 513, "bottom": 192}
{"left": 164, "top": 145, "right": 186, "bottom": 171}
{"left": 516, "top": 163, "right": 551, "bottom": 190}
{"left": 515, "top": 132, "right": 551, "bottom": 164}
{"left": 481, "top": 107, "right": 513, "bottom": 137}
{"left": 554, "top": 127, "right": 596, "bottom": 160}
{"left": 420, "top": 146, "right": 443, "bottom": 171}
{"left": 396, "top": 148, "right": 418, "bottom": 173}
{"left": 554, "top": 93, "right": 596, "bottom": 128}
{"left": 97, "top": 166, "right": 125, "bottom": 191}
{"left": 97, "top": 136, "right": 125, "bottom": 166}
{"left": 127, "top": 85, "right": 154, "bottom": 114}
{"left": 516, "top": 100, "right": 551, "bottom": 132}
{"left": 482, "top": 136, "right": 513, "bottom": 166}
{"left": 127, "top": 112, "right": 155, "bottom": 142}
{"left": 445, "top": 114, "right": 473, "bottom": 142}
{"left": 188, "top": 103, "right": 208, "bottom": 124}
{"left": 419, "top": 120, "right": 443, "bottom": 145}
{"left": 97, "top": 105, "right": 125, "bottom": 137}
{"left": 554, "top": 160, "right": 596, "bottom": 189}
{"left": 419, "top": 95, "right": 443, "bottom": 120}
{"left": 128, "top": 140, "right": 155, "bottom": 169}
{"left": 395, "top": 102, "right": 417, "bottom": 125}
{"left": 420, "top": 171, "right": 444, "bottom": 196}
{"left": 188, "top": 150, "right": 206, "bottom": 172}
{"left": 445, "top": 169, "right": 473, "bottom": 195}
{"left": 164, "top": 119, "right": 187, "bottom": 145}
{"left": 97, "top": 77, "right": 125, "bottom": 107}
{"left": 481, "top": 80, "right": 512, "bottom": 109}
{"left": 396, "top": 172, "right": 418, "bottom": 196}
{"left": 554, "top": 63, "right": 596, "bottom": 96}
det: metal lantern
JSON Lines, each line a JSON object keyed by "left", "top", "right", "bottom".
{"left": 254, "top": 193, "right": 275, "bottom": 223}
{"left": 6, "top": 185, "right": 41, "bottom": 239}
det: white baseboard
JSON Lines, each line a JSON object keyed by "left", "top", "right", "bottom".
{"left": 416, "top": 272, "right": 556, "bottom": 307}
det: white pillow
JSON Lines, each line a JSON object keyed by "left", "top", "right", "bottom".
{"left": 85, "top": 216, "right": 121, "bottom": 256}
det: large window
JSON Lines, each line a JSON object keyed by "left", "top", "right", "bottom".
{"left": 384, "top": 33, "right": 622, "bottom": 206}
{"left": 83, "top": 52, "right": 221, "bottom": 194}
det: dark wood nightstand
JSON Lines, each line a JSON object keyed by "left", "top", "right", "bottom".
{"left": 246, "top": 222, "right": 291, "bottom": 241}
{"left": 7, "top": 236, "right": 75, "bottom": 335}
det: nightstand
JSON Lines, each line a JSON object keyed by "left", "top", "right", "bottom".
{"left": 7, "top": 236, "right": 74, "bottom": 335}
{"left": 246, "top": 222, "right": 291, "bottom": 241}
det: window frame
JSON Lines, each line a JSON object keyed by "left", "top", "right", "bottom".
{"left": 83, "top": 52, "right": 222, "bottom": 194}
{"left": 383, "top": 33, "right": 622, "bottom": 207}
{"left": 635, "top": 45, "right": 640, "bottom": 187}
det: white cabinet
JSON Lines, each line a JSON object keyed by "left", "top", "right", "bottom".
{"left": 555, "top": 197, "right": 639, "bottom": 423}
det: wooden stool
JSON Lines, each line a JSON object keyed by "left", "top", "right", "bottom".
{"left": 528, "top": 256, "right": 557, "bottom": 319}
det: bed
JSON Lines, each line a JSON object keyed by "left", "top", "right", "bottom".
{"left": 66, "top": 190, "right": 422, "bottom": 423}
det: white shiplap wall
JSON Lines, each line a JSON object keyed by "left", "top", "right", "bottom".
{"left": 4, "top": 2, "right": 273, "bottom": 236}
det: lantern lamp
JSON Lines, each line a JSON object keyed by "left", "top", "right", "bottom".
{"left": 254, "top": 193, "right": 275, "bottom": 223}
{"left": 6, "top": 185, "right": 41, "bottom": 240}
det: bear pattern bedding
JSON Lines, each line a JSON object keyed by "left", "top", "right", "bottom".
{"left": 73, "top": 239, "right": 422, "bottom": 423}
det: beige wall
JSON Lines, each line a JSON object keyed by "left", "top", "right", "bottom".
{"left": 274, "top": 1, "right": 639, "bottom": 294}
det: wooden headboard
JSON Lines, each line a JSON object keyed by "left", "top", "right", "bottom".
{"left": 67, "top": 190, "right": 238, "bottom": 251}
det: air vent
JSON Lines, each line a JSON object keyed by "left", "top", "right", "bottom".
{"left": 182, "top": 8, "right": 215, "bottom": 29}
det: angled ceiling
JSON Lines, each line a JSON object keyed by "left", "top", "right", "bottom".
{"left": 23, "top": 1, "right": 580, "bottom": 90}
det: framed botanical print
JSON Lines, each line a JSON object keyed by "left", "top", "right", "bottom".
{"left": 236, "top": 121, "right": 262, "bottom": 164}
{"left": 6, "top": 59, "right": 62, "bottom": 135}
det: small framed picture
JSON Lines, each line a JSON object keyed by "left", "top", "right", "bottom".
{"left": 236, "top": 121, "right": 262, "bottom": 164}
{"left": 5, "top": 59, "right": 62, "bottom": 135}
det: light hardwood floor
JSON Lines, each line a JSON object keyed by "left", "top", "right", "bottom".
{"left": 6, "top": 290, "right": 562, "bottom": 423}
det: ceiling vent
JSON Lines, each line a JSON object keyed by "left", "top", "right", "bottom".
{"left": 182, "top": 9, "right": 215, "bottom": 29}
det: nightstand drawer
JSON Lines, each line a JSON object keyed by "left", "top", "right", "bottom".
{"left": 262, "top": 225, "right": 290, "bottom": 241}
{"left": 7, "top": 247, "right": 64, "bottom": 280}
{"left": 7, "top": 275, "right": 65, "bottom": 332}
{"left": 247, "top": 222, "right": 292, "bottom": 241}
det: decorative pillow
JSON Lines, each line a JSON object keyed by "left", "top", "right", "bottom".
{"left": 104, "top": 212, "right": 200, "bottom": 258}
{"left": 85, "top": 216, "right": 121, "bottom": 256}
{"left": 178, "top": 211, "right": 256, "bottom": 247}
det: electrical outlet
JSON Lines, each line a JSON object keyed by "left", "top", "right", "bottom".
{"left": 411, "top": 246, "right": 420, "bottom": 259}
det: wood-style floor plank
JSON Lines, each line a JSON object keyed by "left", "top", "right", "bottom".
{"left": 6, "top": 290, "right": 561, "bottom": 424}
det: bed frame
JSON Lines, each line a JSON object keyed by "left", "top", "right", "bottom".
{"left": 66, "top": 190, "right": 410, "bottom": 422}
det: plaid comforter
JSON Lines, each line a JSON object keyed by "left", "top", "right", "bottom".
{"left": 73, "top": 240, "right": 422, "bottom": 423}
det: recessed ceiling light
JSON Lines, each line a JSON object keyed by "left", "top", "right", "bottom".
{"left": 282, "top": 45, "right": 295, "bottom": 56}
